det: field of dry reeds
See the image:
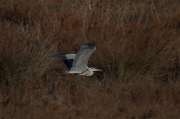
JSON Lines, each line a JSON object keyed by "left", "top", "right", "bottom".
{"left": 0, "top": 0, "right": 180, "bottom": 118}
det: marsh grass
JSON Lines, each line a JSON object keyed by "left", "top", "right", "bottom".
{"left": 0, "top": 0, "right": 180, "bottom": 118}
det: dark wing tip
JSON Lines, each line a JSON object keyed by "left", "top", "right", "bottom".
{"left": 86, "top": 41, "right": 95, "bottom": 49}
{"left": 90, "top": 41, "right": 95, "bottom": 46}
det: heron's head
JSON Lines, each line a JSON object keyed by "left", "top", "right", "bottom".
{"left": 89, "top": 67, "right": 102, "bottom": 72}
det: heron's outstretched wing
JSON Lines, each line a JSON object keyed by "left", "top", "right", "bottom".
{"left": 48, "top": 53, "right": 76, "bottom": 70}
{"left": 72, "top": 41, "right": 96, "bottom": 71}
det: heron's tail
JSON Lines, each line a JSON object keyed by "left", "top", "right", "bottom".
{"left": 62, "top": 71, "right": 69, "bottom": 74}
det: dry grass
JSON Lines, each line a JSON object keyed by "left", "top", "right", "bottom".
{"left": 0, "top": 0, "right": 180, "bottom": 118}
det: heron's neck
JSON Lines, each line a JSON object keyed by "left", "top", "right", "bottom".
{"left": 88, "top": 67, "right": 94, "bottom": 72}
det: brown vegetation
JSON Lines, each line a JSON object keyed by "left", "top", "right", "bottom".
{"left": 0, "top": 0, "right": 180, "bottom": 118}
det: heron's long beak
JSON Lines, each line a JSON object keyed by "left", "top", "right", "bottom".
{"left": 94, "top": 68, "right": 103, "bottom": 71}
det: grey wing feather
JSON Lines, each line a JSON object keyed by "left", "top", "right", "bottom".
{"left": 72, "top": 41, "right": 96, "bottom": 71}
{"left": 48, "top": 53, "right": 75, "bottom": 60}
{"left": 48, "top": 53, "right": 76, "bottom": 70}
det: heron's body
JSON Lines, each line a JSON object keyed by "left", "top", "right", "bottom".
{"left": 49, "top": 41, "right": 102, "bottom": 76}
{"left": 65, "top": 67, "right": 94, "bottom": 76}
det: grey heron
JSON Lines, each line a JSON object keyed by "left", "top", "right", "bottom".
{"left": 49, "top": 41, "right": 102, "bottom": 76}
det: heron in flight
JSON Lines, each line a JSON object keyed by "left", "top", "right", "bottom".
{"left": 49, "top": 41, "right": 102, "bottom": 76}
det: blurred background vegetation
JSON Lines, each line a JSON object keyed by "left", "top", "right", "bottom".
{"left": 0, "top": 0, "right": 180, "bottom": 118}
